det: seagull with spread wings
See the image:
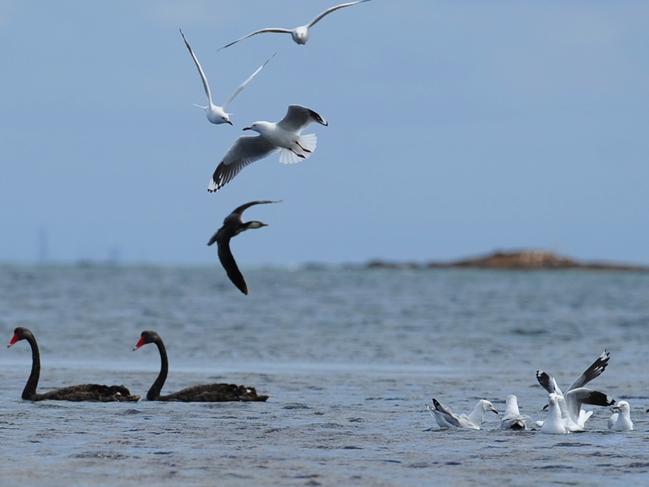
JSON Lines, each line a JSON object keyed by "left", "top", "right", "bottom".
{"left": 180, "top": 29, "right": 274, "bottom": 125}
{"left": 219, "top": 0, "right": 372, "bottom": 49}
{"left": 536, "top": 350, "right": 615, "bottom": 431}
{"left": 208, "top": 200, "right": 280, "bottom": 295}
{"left": 208, "top": 105, "right": 328, "bottom": 192}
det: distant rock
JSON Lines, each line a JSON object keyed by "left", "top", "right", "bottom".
{"left": 363, "top": 250, "right": 648, "bottom": 272}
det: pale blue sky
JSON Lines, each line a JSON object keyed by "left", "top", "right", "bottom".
{"left": 1, "top": 1, "right": 648, "bottom": 265}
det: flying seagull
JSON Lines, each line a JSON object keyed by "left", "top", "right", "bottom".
{"left": 208, "top": 105, "right": 327, "bottom": 192}
{"left": 427, "top": 398, "right": 498, "bottom": 430}
{"left": 219, "top": 0, "right": 372, "bottom": 49}
{"left": 208, "top": 200, "right": 279, "bottom": 295}
{"left": 180, "top": 29, "right": 274, "bottom": 125}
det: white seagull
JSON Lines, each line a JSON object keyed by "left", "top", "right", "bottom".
{"left": 208, "top": 105, "right": 328, "bottom": 192}
{"left": 540, "top": 393, "right": 570, "bottom": 434}
{"left": 427, "top": 398, "right": 498, "bottom": 430}
{"left": 536, "top": 351, "right": 614, "bottom": 432}
{"left": 500, "top": 394, "right": 527, "bottom": 430}
{"left": 608, "top": 401, "right": 634, "bottom": 431}
{"left": 220, "top": 0, "right": 372, "bottom": 49}
{"left": 180, "top": 29, "right": 274, "bottom": 125}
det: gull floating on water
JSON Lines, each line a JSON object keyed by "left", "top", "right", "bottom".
{"left": 500, "top": 394, "right": 527, "bottom": 430}
{"left": 219, "top": 0, "right": 372, "bottom": 49}
{"left": 540, "top": 393, "right": 569, "bottom": 434}
{"left": 180, "top": 29, "right": 274, "bottom": 125}
{"left": 608, "top": 401, "right": 633, "bottom": 431}
{"left": 536, "top": 350, "right": 614, "bottom": 432}
{"left": 428, "top": 398, "right": 498, "bottom": 430}
{"left": 208, "top": 105, "right": 327, "bottom": 192}
{"left": 207, "top": 200, "right": 280, "bottom": 295}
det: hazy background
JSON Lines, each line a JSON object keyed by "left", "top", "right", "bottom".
{"left": 1, "top": 0, "right": 647, "bottom": 266}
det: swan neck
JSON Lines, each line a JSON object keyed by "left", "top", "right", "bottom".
{"left": 23, "top": 334, "right": 40, "bottom": 399}
{"left": 148, "top": 338, "right": 168, "bottom": 400}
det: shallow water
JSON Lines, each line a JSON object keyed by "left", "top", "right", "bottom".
{"left": 1, "top": 265, "right": 648, "bottom": 486}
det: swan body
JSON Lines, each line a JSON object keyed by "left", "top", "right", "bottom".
{"left": 7, "top": 327, "right": 138, "bottom": 402}
{"left": 133, "top": 330, "right": 268, "bottom": 402}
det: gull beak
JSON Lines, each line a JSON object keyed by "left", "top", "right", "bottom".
{"left": 610, "top": 405, "right": 621, "bottom": 413}
{"left": 242, "top": 126, "right": 252, "bottom": 131}
{"left": 225, "top": 120, "right": 233, "bottom": 126}
{"left": 491, "top": 407, "right": 499, "bottom": 416}
{"left": 542, "top": 404, "right": 549, "bottom": 412}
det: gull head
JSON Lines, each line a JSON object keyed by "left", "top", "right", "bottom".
{"left": 205, "top": 105, "right": 232, "bottom": 125}
{"left": 220, "top": 113, "right": 233, "bottom": 126}
{"left": 547, "top": 393, "right": 561, "bottom": 410}
{"left": 480, "top": 400, "right": 499, "bottom": 415}
{"left": 242, "top": 122, "right": 272, "bottom": 135}
{"left": 611, "top": 401, "right": 630, "bottom": 414}
{"left": 292, "top": 26, "right": 309, "bottom": 45}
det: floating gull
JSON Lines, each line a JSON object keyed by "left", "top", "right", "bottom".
{"left": 608, "top": 401, "right": 633, "bottom": 431}
{"left": 428, "top": 398, "right": 498, "bottom": 430}
{"left": 180, "top": 29, "right": 273, "bottom": 125}
{"left": 220, "top": 1, "right": 372, "bottom": 49}
{"left": 208, "top": 105, "right": 327, "bottom": 192}
{"left": 540, "top": 393, "right": 569, "bottom": 434}
{"left": 207, "top": 200, "right": 279, "bottom": 295}
{"left": 500, "top": 394, "right": 527, "bottom": 430}
{"left": 536, "top": 351, "right": 614, "bottom": 431}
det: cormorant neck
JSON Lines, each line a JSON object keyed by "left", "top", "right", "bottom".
{"left": 147, "top": 338, "right": 168, "bottom": 400}
{"left": 23, "top": 334, "right": 40, "bottom": 400}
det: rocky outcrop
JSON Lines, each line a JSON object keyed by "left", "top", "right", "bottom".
{"left": 363, "top": 250, "right": 648, "bottom": 272}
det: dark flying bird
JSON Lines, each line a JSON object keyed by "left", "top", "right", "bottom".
{"left": 208, "top": 200, "right": 279, "bottom": 294}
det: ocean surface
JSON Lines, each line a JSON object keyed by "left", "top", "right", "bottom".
{"left": 1, "top": 265, "right": 648, "bottom": 486}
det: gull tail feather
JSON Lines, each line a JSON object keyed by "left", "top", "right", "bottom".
{"left": 278, "top": 134, "right": 317, "bottom": 165}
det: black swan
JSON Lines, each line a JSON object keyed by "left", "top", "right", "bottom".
{"left": 133, "top": 330, "right": 268, "bottom": 402}
{"left": 7, "top": 327, "right": 139, "bottom": 402}
{"left": 207, "top": 200, "right": 279, "bottom": 295}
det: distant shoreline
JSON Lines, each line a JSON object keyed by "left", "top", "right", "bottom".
{"left": 357, "top": 250, "right": 649, "bottom": 272}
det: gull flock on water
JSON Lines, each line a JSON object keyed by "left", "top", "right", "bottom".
{"left": 429, "top": 351, "right": 634, "bottom": 435}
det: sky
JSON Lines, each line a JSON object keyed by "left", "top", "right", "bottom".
{"left": 1, "top": 0, "right": 648, "bottom": 266}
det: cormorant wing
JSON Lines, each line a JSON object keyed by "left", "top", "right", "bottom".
{"left": 217, "top": 238, "right": 248, "bottom": 295}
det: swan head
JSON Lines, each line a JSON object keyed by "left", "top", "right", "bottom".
{"left": 7, "top": 326, "right": 32, "bottom": 348}
{"left": 133, "top": 330, "right": 160, "bottom": 351}
{"left": 480, "top": 400, "right": 499, "bottom": 415}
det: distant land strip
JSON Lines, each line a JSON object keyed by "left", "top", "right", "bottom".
{"left": 355, "top": 250, "right": 649, "bottom": 272}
